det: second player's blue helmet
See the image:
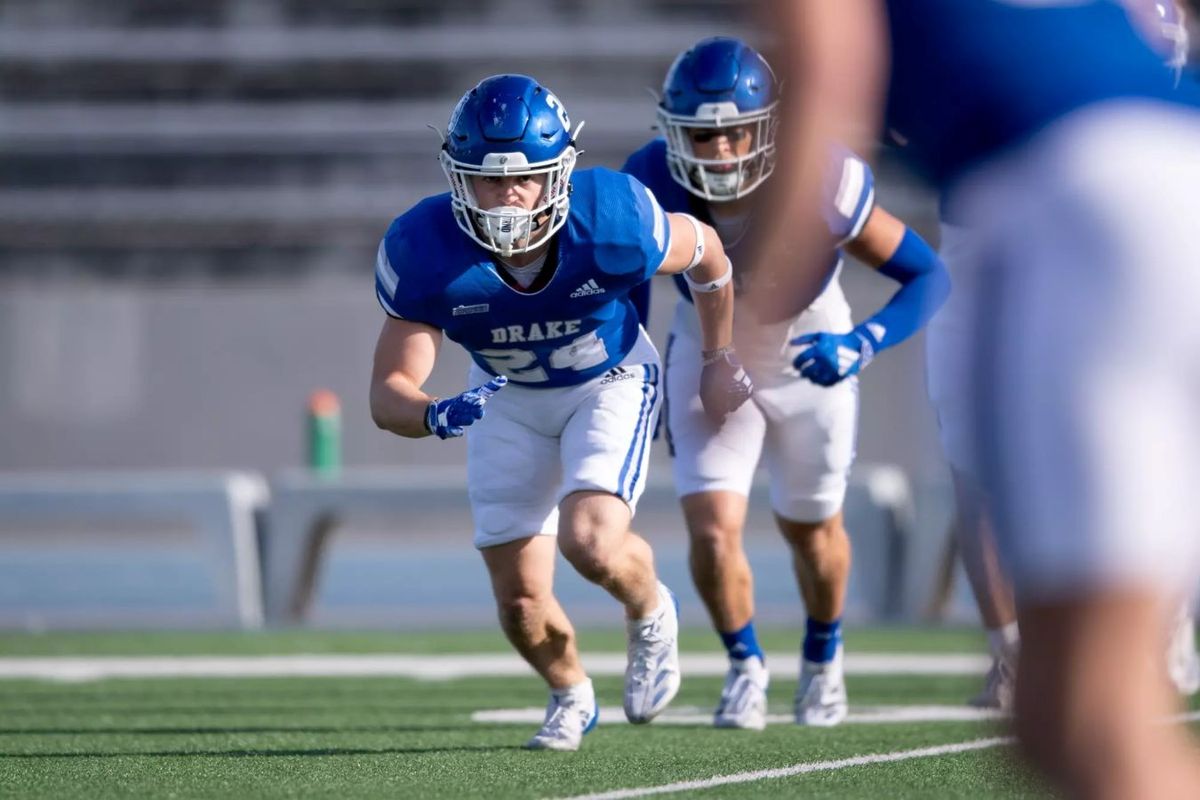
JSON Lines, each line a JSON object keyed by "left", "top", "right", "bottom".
{"left": 439, "top": 74, "right": 582, "bottom": 257}
{"left": 658, "top": 37, "right": 779, "bottom": 201}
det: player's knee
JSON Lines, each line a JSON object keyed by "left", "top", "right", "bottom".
{"left": 687, "top": 517, "right": 742, "bottom": 562}
{"left": 783, "top": 516, "right": 839, "bottom": 553}
{"left": 559, "top": 533, "right": 617, "bottom": 583}
{"left": 495, "top": 594, "right": 542, "bottom": 636}
{"left": 683, "top": 495, "right": 743, "bottom": 554}
{"left": 558, "top": 495, "right": 628, "bottom": 581}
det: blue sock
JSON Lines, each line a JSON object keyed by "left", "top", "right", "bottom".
{"left": 719, "top": 621, "right": 764, "bottom": 662}
{"left": 803, "top": 616, "right": 842, "bottom": 664}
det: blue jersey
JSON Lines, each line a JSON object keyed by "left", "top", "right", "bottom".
{"left": 375, "top": 168, "right": 671, "bottom": 388}
{"left": 621, "top": 138, "right": 874, "bottom": 305}
{"left": 885, "top": 0, "right": 1199, "bottom": 188}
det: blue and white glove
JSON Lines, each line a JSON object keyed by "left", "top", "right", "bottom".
{"left": 424, "top": 375, "right": 508, "bottom": 439}
{"left": 791, "top": 328, "right": 877, "bottom": 387}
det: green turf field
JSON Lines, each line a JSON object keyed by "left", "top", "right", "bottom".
{"left": 0, "top": 628, "right": 1193, "bottom": 799}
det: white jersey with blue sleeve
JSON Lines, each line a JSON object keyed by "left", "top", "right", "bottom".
{"left": 376, "top": 167, "right": 671, "bottom": 388}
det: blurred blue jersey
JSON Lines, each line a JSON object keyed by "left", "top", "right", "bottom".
{"left": 621, "top": 138, "right": 873, "bottom": 310}
{"left": 376, "top": 167, "right": 671, "bottom": 387}
{"left": 885, "top": 0, "right": 1199, "bottom": 188}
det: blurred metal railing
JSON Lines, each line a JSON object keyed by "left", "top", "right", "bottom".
{"left": 0, "top": 470, "right": 268, "bottom": 628}
{"left": 260, "top": 464, "right": 919, "bottom": 627}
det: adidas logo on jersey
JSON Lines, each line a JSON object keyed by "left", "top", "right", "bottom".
{"left": 569, "top": 279, "right": 606, "bottom": 298}
{"left": 600, "top": 367, "right": 638, "bottom": 385}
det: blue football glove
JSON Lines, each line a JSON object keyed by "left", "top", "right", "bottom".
{"left": 424, "top": 375, "right": 508, "bottom": 439}
{"left": 700, "top": 347, "right": 754, "bottom": 423}
{"left": 791, "top": 328, "right": 877, "bottom": 387}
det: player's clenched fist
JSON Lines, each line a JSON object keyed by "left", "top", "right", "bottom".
{"left": 424, "top": 375, "right": 508, "bottom": 439}
{"left": 699, "top": 346, "right": 753, "bottom": 424}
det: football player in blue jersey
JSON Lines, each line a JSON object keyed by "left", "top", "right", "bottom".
{"left": 369, "top": 74, "right": 752, "bottom": 752}
{"left": 925, "top": 0, "right": 1197, "bottom": 714}
{"left": 747, "top": 1, "right": 1200, "bottom": 795}
{"left": 622, "top": 37, "right": 949, "bottom": 730}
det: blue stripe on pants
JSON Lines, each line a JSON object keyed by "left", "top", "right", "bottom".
{"left": 626, "top": 364, "right": 659, "bottom": 501}
{"left": 617, "top": 365, "right": 655, "bottom": 499}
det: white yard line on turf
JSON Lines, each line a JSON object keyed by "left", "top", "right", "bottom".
{"left": 0, "top": 652, "right": 989, "bottom": 682}
{"left": 547, "top": 710, "right": 1200, "bottom": 800}
{"left": 548, "top": 737, "right": 1015, "bottom": 800}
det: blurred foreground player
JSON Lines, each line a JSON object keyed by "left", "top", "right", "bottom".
{"left": 745, "top": 1, "right": 1200, "bottom": 796}
{"left": 924, "top": 0, "right": 1199, "bottom": 712}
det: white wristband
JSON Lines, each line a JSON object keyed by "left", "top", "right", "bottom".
{"left": 684, "top": 255, "right": 733, "bottom": 293}
{"left": 680, "top": 213, "right": 706, "bottom": 270}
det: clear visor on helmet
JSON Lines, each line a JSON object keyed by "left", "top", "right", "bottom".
{"left": 658, "top": 102, "right": 778, "bottom": 201}
{"left": 440, "top": 147, "right": 577, "bottom": 258}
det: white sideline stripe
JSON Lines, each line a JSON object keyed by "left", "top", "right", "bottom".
{"left": 473, "top": 704, "right": 1006, "bottom": 727}
{"left": 550, "top": 737, "right": 1015, "bottom": 800}
{"left": 549, "top": 710, "right": 1200, "bottom": 800}
{"left": 0, "top": 652, "right": 990, "bottom": 682}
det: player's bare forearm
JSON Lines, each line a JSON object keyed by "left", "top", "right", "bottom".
{"left": 747, "top": 0, "right": 887, "bottom": 321}
{"left": 657, "top": 216, "right": 735, "bottom": 352}
{"left": 370, "top": 372, "right": 435, "bottom": 438}
{"left": 369, "top": 317, "right": 441, "bottom": 438}
{"left": 689, "top": 281, "right": 734, "bottom": 353}
{"left": 688, "top": 227, "right": 735, "bottom": 352}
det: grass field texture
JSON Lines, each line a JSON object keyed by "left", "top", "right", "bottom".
{"left": 0, "top": 627, "right": 1194, "bottom": 799}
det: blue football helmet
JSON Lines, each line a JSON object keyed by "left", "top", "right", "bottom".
{"left": 658, "top": 37, "right": 778, "bottom": 201}
{"left": 439, "top": 74, "right": 582, "bottom": 257}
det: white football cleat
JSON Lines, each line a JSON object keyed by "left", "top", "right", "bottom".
{"left": 969, "top": 656, "right": 1016, "bottom": 713}
{"left": 524, "top": 685, "right": 599, "bottom": 752}
{"left": 795, "top": 646, "right": 848, "bottom": 727}
{"left": 714, "top": 656, "right": 769, "bottom": 730}
{"left": 624, "top": 581, "right": 681, "bottom": 724}
{"left": 1167, "top": 610, "right": 1200, "bottom": 697}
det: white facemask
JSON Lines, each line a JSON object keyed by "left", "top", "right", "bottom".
{"left": 441, "top": 142, "right": 581, "bottom": 258}
{"left": 659, "top": 104, "right": 778, "bottom": 203}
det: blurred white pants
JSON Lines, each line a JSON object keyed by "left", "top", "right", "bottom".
{"left": 952, "top": 99, "right": 1200, "bottom": 599}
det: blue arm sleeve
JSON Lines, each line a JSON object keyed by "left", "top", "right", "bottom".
{"left": 855, "top": 228, "right": 950, "bottom": 352}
